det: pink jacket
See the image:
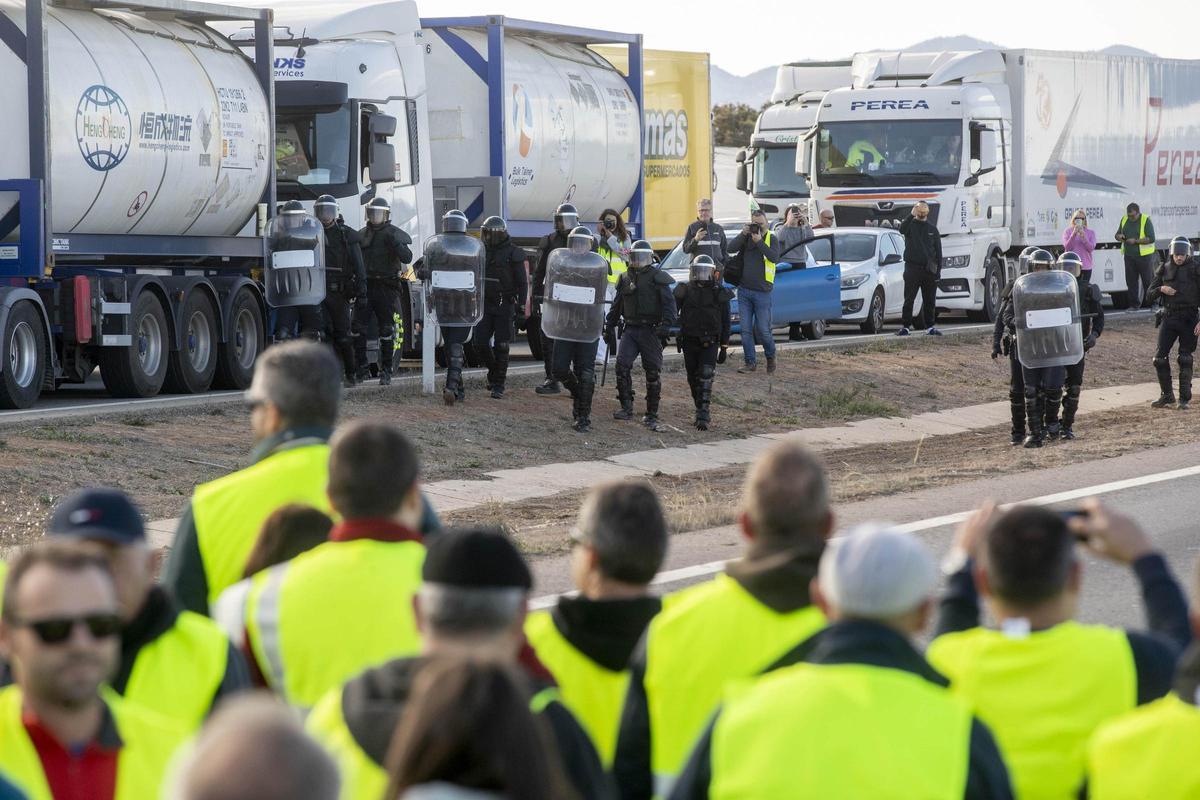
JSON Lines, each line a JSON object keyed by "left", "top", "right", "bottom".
{"left": 1062, "top": 225, "right": 1097, "bottom": 270}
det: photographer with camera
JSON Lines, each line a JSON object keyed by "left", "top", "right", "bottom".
{"left": 727, "top": 209, "right": 781, "bottom": 374}
{"left": 928, "top": 500, "right": 1190, "bottom": 800}
{"left": 774, "top": 204, "right": 814, "bottom": 264}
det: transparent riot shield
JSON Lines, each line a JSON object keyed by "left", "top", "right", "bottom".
{"left": 425, "top": 233, "right": 484, "bottom": 327}
{"left": 542, "top": 247, "right": 609, "bottom": 343}
{"left": 1013, "top": 270, "right": 1083, "bottom": 369}
{"left": 266, "top": 213, "right": 325, "bottom": 307}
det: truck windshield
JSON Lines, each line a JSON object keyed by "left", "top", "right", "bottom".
{"left": 816, "top": 120, "right": 962, "bottom": 187}
{"left": 275, "top": 105, "right": 353, "bottom": 189}
{"left": 753, "top": 145, "right": 809, "bottom": 198}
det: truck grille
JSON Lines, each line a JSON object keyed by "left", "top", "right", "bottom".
{"left": 834, "top": 204, "right": 939, "bottom": 230}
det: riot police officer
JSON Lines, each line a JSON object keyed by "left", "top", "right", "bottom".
{"left": 545, "top": 226, "right": 609, "bottom": 433}
{"left": 474, "top": 216, "right": 528, "bottom": 399}
{"left": 606, "top": 240, "right": 677, "bottom": 431}
{"left": 1148, "top": 236, "right": 1200, "bottom": 410}
{"left": 359, "top": 196, "right": 413, "bottom": 385}
{"left": 1055, "top": 250, "right": 1104, "bottom": 439}
{"left": 421, "top": 209, "right": 484, "bottom": 406}
{"left": 1014, "top": 248, "right": 1070, "bottom": 448}
{"left": 271, "top": 200, "right": 324, "bottom": 342}
{"left": 314, "top": 195, "right": 367, "bottom": 385}
{"left": 674, "top": 255, "right": 732, "bottom": 431}
{"left": 993, "top": 246, "right": 1039, "bottom": 445}
{"left": 532, "top": 203, "right": 579, "bottom": 395}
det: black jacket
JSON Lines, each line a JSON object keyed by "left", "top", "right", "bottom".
{"left": 726, "top": 230, "right": 782, "bottom": 293}
{"left": 1148, "top": 256, "right": 1200, "bottom": 312}
{"left": 674, "top": 282, "right": 732, "bottom": 345}
{"left": 484, "top": 239, "right": 529, "bottom": 307}
{"left": 899, "top": 215, "right": 943, "bottom": 273}
{"left": 682, "top": 221, "right": 728, "bottom": 266}
{"left": 360, "top": 223, "right": 413, "bottom": 280}
{"left": 534, "top": 231, "right": 570, "bottom": 302}
{"left": 323, "top": 222, "right": 367, "bottom": 297}
{"left": 1080, "top": 279, "right": 1105, "bottom": 341}
{"left": 338, "top": 655, "right": 613, "bottom": 800}
{"left": 668, "top": 620, "right": 1014, "bottom": 800}
{"left": 607, "top": 268, "right": 677, "bottom": 329}
{"left": 549, "top": 596, "right": 662, "bottom": 672}
{"left": 992, "top": 283, "right": 1016, "bottom": 354}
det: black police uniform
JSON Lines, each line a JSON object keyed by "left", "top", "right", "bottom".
{"left": 1058, "top": 277, "right": 1105, "bottom": 435}
{"left": 993, "top": 282, "right": 1026, "bottom": 444}
{"left": 321, "top": 220, "right": 367, "bottom": 380}
{"left": 674, "top": 280, "right": 732, "bottom": 430}
{"left": 533, "top": 230, "right": 570, "bottom": 385}
{"left": 1148, "top": 255, "right": 1200, "bottom": 406}
{"left": 474, "top": 238, "right": 528, "bottom": 395}
{"left": 358, "top": 221, "right": 413, "bottom": 377}
{"left": 606, "top": 266, "right": 677, "bottom": 427}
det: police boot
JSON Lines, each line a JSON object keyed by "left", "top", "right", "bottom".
{"left": 574, "top": 371, "right": 596, "bottom": 433}
{"left": 1009, "top": 390, "right": 1026, "bottom": 445}
{"left": 476, "top": 341, "right": 496, "bottom": 392}
{"left": 1152, "top": 357, "right": 1176, "bottom": 408}
{"left": 1060, "top": 384, "right": 1081, "bottom": 440}
{"left": 1179, "top": 354, "right": 1193, "bottom": 410}
{"left": 1023, "top": 390, "right": 1044, "bottom": 449}
{"left": 559, "top": 371, "right": 581, "bottom": 423}
{"left": 379, "top": 337, "right": 395, "bottom": 386}
{"left": 696, "top": 365, "right": 715, "bottom": 431}
{"left": 643, "top": 368, "right": 662, "bottom": 432}
{"left": 614, "top": 365, "right": 635, "bottom": 420}
{"left": 1043, "top": 387, "right": 1063, "bottom": 441}
{"left": 491, "top": 343, "right": 510, "bottom": 399}
{"left": 336, "top": 338, "right": 358, "bottom": 387}
{"left": 443, "top": 343, "right": 465, "bottom": 406}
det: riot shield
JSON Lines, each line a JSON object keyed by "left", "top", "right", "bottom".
{"left": 266, "top": 212, "right": 325, "bottom": 307}
{"left": 425, "top": 233, "right": 484, "bottom": 327}
{"left": 1013, "top": 270, "right": 1083, "bottom": 369}
{"left": 542, "top": 247, "right": 609, "bottom": 343}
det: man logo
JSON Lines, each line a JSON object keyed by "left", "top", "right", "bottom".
{"left": 877, "top": 201, "right": 895, "bottom": 211}
{"left": 76, "top": 85, "right": 131, "bottom": 172}
{"left": 511, "top": 84, "right": 535, "bottom": 158}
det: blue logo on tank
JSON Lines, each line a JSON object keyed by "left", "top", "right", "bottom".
{"left": 76, "top": 85, "right": 132, "bottom": 172}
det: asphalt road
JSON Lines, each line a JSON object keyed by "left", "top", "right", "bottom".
{"left": 530, "top": 440, "right": 1200, "bottom": 633}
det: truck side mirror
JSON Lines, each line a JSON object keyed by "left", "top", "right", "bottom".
{"left": 797, "top": 135, "right": 814, "bottom": 179}
{"left": 979, "top": 128, "right": 998, "bottom": 172}
{"left": 735, "top": 149, "right": 747, "bottom": 164}
{"left": 368, "top": 113, "right": 398, "bottom": 184}
{"left": 736, "top": 161, "right": 749, "bottom": 192}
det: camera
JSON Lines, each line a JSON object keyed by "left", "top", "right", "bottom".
{"left": 603, "top": 218, "right": 616, "bottom": 231}
{"left": 748, "top": 223, "right": 760, "bottom": 235}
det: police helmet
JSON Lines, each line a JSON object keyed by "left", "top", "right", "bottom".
{"left": 554, "top": 203, "right": 579, "bottom": 234}
{"left": 314, "top": 195, "right": 338, "bottom": 226}
{"left": 1170, "top": 236, "right": 1193, "bottom": 261}
{"left": 1057, "top": 250, "right": 1083, "bottom": 278}
{"left": 568, "top": 225, "right": 595, "bottom": 254}
{"left": 365, "top": 197, "right": 390, "bottom": 226}
{"left": 280, "top": 199, "right": 306, "bottom": 230}
{"left": 442, "top": 209, "right": 469, "bottom": 234}
{"left": 481, "top": 216, "right": 508, "bottom": 247}
{"left": 1027, "top": 248, "right": 1055, "bottom": 272}
{"left": 1016, "top": 245, "right": 1040, "bottom": 276}
{"left": 689, "top": 255, "right": 717, "bottom": 284}
{"left": 628, "top": 240, "right": 655, "bottom": 270}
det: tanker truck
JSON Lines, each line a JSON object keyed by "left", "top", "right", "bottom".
{"left": 0, "top": 0, "right": 277, "bottom": 408}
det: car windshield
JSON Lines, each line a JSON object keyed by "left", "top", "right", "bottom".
{"left": 753, "top": 145, "right": 809, "bottom": 198}
{"left": 275, "top": 105, "right": 352, "bottom": 188}
{"left": 815, "top": 119, "right": 962, "bottom": 187}
{"left": 807, "top": 233, "right": 877, "bottom": 264}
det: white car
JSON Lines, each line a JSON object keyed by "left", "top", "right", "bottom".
{"left": 808, "top": 227, "right": 923, "bottom": 334}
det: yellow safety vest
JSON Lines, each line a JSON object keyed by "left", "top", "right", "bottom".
{"left": 600, "top": 245, "right": 628, "bottom": 286}
{"left": 762, "top": 231, "right": 776, "bottom": 284}
{"left": 1087, "top": 692, "right": 1200, "bottom": 800}
{"left": 0, "top": 686, "right": 186, "bottom": 800}
{"left": 709, "top": 662, "right": 972, "bottom": 799}
{"left": 643, "top": 573, "right": 825, "bottom": 797}
{"left": 244, "top": 538, "right": 425, "bottom": 709}
{"left": 846, "top": 140, "right": 885, "bottom": 169}
{"left": 192, "top": 442, "right": 332, "bottom": 609}
{"left": 1118, "top": 214, "right": 1155, "bottom": 257}
{"left": 928, "top": 621, "right": 1136, "bottom": 800}
{"left": 120, "top": 610, "right": 231, "bottom": 731}
{"left": 525, "top": 610, "right": 630, "bottom": 766}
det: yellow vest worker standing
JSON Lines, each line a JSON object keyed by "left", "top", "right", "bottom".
{"left": 613, "top": 443, "right": 833, "bottom": 800}
{"left": 669, "top": 525, "right": 1012, "bottom": 800}
{"left": 243, "top": 421, "right": 427, "bottom": 710}
{"left": 928, "top": 501, "right": 1190, "bottom": 800}
{"left": 0, "top": 544, "right": 186, "bottom": 800}
{"left": 526, "top": 481, "right": 668, "bottom": 765}
{"left": 44, "top": 488, "right": 248, "bottom": 731}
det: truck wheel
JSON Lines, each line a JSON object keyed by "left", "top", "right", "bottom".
{"left": 968, "top": 256, "right": 1003, "bottom": 322}
{"left": 213, "top": 289, "right": 264, "bottom": 390}
{"left": 860, "top": 290, "right": 885, "bottom": 334}
{"left": 101, "top": 291, "right": 169, "bottom": 398}
{"left": 802, "top": 319, "right": 826, "bottom": 340}
{"left": 164, "top": 292, "right": 218, "bottom": 394}
{"left": 0, "top": 302, "right": 47, "bottom": 409}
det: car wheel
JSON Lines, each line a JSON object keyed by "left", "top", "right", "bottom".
{"left": 802, "top": 319, "right": 826, "bottom": 340}
{"left": 860, "top": 289, "right": 885, "bottom": 334}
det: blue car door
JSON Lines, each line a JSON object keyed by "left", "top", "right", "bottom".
{"left": 769, "top": 260, "right": 842, "bottom": 325}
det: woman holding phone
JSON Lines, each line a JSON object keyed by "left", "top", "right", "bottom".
{"left": 1063, "top": 210, "right": 1097, "bottom": 278}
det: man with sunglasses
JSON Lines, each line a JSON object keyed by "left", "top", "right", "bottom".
{"left": 47, "top": 489, "right": 249, "bottom": 731}
{"left": 0, "top": 542, "right": 186, "bottom": 800}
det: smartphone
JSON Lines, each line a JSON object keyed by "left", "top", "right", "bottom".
{"left": 1058, "top": 508, "right": 1090, "bottom": 540}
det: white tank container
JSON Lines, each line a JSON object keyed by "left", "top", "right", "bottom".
{"left": 0, "top": 0, "right": 270, "bottom": 237}
{"left": 422, "top": 27, "right": 640, "bottom": 222}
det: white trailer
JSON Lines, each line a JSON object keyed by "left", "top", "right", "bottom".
{"left": 799, "top": 49, "right": 1200, "bottom": 320}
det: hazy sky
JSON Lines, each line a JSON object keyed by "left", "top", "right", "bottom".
{"left": 264, "top": 0, "right": 1193, "bottom": 75}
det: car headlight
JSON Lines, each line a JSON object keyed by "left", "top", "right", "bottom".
{"left": 840, "top": 273, "right": 870, "bottom": 289}
{"left": 941, "top": 255, "right": 971, "bottom": 269}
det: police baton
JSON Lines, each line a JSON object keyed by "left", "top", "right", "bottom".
{"left": 601, "top": 339, "right": 610, "bottom": 386}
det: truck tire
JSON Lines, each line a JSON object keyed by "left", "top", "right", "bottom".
{"left": 968, "top": 255, "right": 1003, "bottom": 322}
{"left": 0, "top": 302, "right": 47, "bottom": 409}
{"left": 213, "top": 289, "right": 263, "bottom": 390}
{"left": 164, "top": 292, "right": 218, "bottom": 394}
{"left": 802, "top": 319, "right": 826, "bottom": 340}
{"left": 101, "top": 291, "right": 170, "bottom": 398}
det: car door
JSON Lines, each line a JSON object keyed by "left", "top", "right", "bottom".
{"left": 880, "top": 234, "right": 904, "bottom": 315}
{"left": 772, "top": 252, "right": 841, "bottom": 325}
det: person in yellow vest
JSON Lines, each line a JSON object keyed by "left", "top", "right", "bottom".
{"left": 305, "top": 527, "right": 610, "bottom": 800}
{"left": 669, "top": 524, "right": 1013, "bottom": 800}
{"left": 613, "top": 442, "right": 833, "bottom": 800}
{"left": 241, "top": 421, "right": 427, "bottom": 710}
{"left": 598, "top": 209, "right": 632, "bottom": 285}
{"left": 1084, "top": 559, "right": 1200, "bottom": 800}
{"left": 45, "top": 488, "right": 248, "bottom": 731}
{"left": 727, "top": 209, "right": 781, "bottom": 374}
{"left": 928, "top": 499, "right": 1190, "bottom": 800}
{"left": 526, "top": 481, "right": 668, "bottom": 766}
{"left": 163, "top": 341, "right": 440, "bottom": 616}
{"left": 846, "top": 138, "right": 886, "bottom": 170}
{"left": 1115, "top": 202, "right": 1157, "bottom": 308}
{"left": 0, "top": 542, "right": 186, "bottom": 800}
